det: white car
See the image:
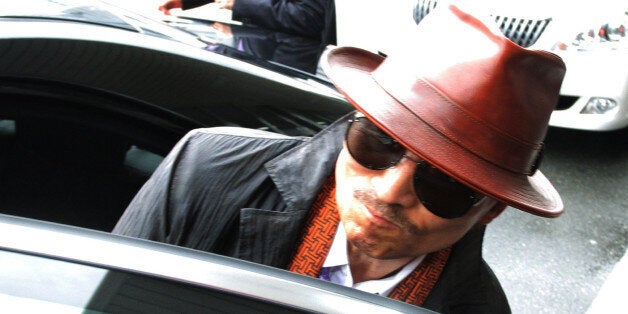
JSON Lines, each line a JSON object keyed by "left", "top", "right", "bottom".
{"left": 336, "top": 0, "right": 628, "bottom": 131}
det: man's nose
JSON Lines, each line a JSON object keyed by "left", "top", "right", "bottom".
{"left": 370, "top": 158, "right": 420, "bottom": 208}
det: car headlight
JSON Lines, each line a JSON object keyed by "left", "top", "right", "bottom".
{"left": 552, "top": 12, "right": 627, "bottom": 51}
{"left": 581, "top": 98, "right": 619, "bottom": 114}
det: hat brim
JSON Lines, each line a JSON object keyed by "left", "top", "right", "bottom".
{"left": 322, "top": 46, "right": 563, "bottom": 217}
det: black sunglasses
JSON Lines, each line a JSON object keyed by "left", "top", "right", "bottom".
{"left": 345, "top": 116, "right": 483, "bottom": 219}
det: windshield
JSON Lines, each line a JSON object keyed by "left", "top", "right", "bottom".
{"left": 4, "top": 0, "right": 135, "bottom": 30}
{"left": 1, "top": 0, "right": 203, "bottom": 44}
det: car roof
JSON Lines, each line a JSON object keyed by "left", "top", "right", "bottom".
{"left": 0, "top": 0, "right": 352, "bottom": 137}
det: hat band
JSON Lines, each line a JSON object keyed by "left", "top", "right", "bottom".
{"left": 371, "top": 69, "right": 542, "bottom": 175}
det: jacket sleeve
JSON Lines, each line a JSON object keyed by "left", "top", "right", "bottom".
{"left": 112, "top": 128, "right": 303, "bottom": 253}
{"left": 181, "top": 0, "right": 214, "bottom": 10}
{"left": 231, "top": 0, "right": 330, "bottom": 39}
{"left": 112, "top": 130, "right": 197, "bottom": 243}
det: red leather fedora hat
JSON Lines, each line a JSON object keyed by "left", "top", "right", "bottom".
{"left": 322, "top": 4, "right": 566, "bottom": 217}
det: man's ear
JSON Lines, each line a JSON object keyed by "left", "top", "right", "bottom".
{"left": 478, "top": 202, "right": 507, "bottom": 225}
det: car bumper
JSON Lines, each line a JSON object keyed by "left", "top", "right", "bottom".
{"left": 550, "top": 50, "right": 628, "bottom": 131}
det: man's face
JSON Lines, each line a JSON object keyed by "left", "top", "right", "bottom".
{"left": 335, "top": 143, "right": 499, "bottom": 260}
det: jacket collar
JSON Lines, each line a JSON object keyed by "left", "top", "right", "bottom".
{"left": 264, "top": 112, "right": 352, "bottom": 213}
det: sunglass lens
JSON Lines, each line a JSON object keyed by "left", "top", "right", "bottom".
{"left": 346, "top": 118, "right": 404, "bottom": 170}
{"left": 347, "top": 117, "right": 480, "bottom": 219}
{"left": 414, "top": 163, "right": 478, "bottom": 219}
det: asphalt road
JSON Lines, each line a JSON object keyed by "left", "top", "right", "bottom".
{"left": 484, "top": 127, "right": 628, "bottom": 314}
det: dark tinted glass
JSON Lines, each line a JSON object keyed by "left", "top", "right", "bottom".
{"left": 346, "top": 117, "right": 405, "bottom": 169}
{"left": 414, "top": 163, "right": 479, "bottom": 219}
{"left": 346, "top": 116, "right": 482, "bottom": 219}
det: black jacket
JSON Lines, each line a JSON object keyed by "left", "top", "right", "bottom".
{"left": 205, "top": 23, "right": 325, "bottom": 74}
{"left": 113, "top": 115, "right": 510, "bottom": 313}
{"left": 182, "top": 0, "right": 336, "bottom": 45}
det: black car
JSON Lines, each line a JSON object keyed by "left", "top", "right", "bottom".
{"left": 0, "top": 0, "right": 351, "bottom": 231}
{"left": 0, "top": 1, "right": 434, "bottom": 312}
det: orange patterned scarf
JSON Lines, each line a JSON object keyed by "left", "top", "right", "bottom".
{"left": 287, "top": 176, "right": 451, "bottom": 306}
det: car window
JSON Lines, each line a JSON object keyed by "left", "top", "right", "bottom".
{"left": 0, "top": 91, "right": 178, "bottom": 232}
{"left": 0, "top": 77, "right": 349, "bottom": 231}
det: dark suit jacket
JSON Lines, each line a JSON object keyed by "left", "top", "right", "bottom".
{"left": 205, "top": 24, "right": 325, "bottom": 74}
{"left": 182, "top": 0, "right": 336, "bottom": 45}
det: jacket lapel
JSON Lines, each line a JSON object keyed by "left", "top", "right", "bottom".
{"left": 236, "top": 113, "right": 351, "bottom": 267}
{"left": 265, "top": 113, "right": 349, "bottom": 213}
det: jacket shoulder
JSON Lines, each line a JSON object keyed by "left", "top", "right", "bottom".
{"left": 190, "top": 127, "right": 305, "bottom": 140}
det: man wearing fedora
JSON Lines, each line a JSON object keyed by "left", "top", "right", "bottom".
{"left": 114, "top": 3, "right": 566, "bottom": 313}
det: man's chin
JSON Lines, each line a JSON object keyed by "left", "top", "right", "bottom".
{"left": 347, "top": 236, "right": 401, "bottom": 260}
{"left": 347, "top": 233, "right": 435, "bottom": 260}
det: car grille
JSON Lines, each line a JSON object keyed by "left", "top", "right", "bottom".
{"left": 413, "top": 0, "right": 551, "bottom": 48}
{"left": 413, "top": 0, "right": 438, "bottom": 25}
{"left": 493, "top": 16, "right": 551, "bottom": 48}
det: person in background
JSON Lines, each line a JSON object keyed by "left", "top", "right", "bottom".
{"left": 114, "top": 4, "right": 566, "bottom": 313}
{"left": 206, "top": 22, "right": 325, "bottom": 74}
{"left": 158, "top": 0, "right": 336, "bottom": 46}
